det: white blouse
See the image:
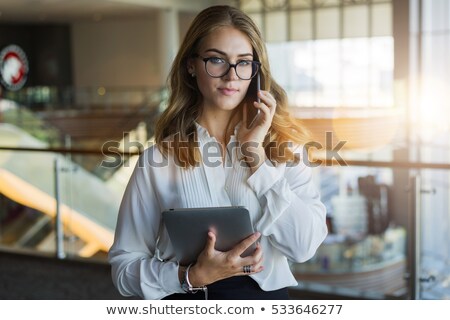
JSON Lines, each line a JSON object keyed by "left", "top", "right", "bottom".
{"left": 108, "top": 123, "right": 328, "bottom": 299}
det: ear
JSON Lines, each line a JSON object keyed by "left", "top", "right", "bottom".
{"left": 186, "top": 58, "right": 196, "bottom": 74}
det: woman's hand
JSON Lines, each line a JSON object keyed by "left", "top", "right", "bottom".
{"left": 187, "top": 231, "right": 263, "bottom": 287}
{"left": 238, "top": 90, "right": 277, "bottom": 172}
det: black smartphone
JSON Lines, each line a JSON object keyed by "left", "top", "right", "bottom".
{"left": 246, "top": 72, "right": 261, "bottom": 129}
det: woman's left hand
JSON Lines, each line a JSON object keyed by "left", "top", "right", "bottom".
{"left": 238, "top": 90, "right": 277, "bottom": 172}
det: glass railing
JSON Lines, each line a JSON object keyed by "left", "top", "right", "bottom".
{"left": 288, "top": 153, "right": 450, "bottom": 300}
{"left": 292, "top": 163, "right": 408, "bottom": 299}
{"left": 417, "top": 168, "right": 450, "bottom": 299}
{"left": 0, "top": 146, "right": 134, "bottom": 260}
{"left": 1, "top": 87, "right": 166, "bottom": 139}
{"left": 1, "top": 88, "right": 164, "bottom": 181}
{"left": 1, "top": 85, "right": 166, "bottom": 111}
{"left": 0, "top": 143, "right": 449, "bottom": 299}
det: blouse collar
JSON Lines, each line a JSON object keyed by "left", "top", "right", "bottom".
{"left": 194, "top": 121, "right": 241, "bottom": 145}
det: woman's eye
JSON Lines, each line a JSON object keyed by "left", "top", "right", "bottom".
{"left": 209, "top": 57, "right": 225, "bottom": 64}
{"left": 238, "top": 60, "right": 251, "bottom": 66}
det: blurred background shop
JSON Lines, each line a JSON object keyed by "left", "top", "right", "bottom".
{"left": 0, "top": 0, "right": 449, "bottom": 299}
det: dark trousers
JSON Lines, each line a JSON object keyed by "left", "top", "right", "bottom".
{"left": 163, "top": 275, "right": 289, "bottom": 300}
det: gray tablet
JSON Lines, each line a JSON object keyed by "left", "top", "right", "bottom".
{"left": 162, "top": 206, "right": 256, "bottom": 266}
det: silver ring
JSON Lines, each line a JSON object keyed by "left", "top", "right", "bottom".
{"left": 243, "top": 265, "right": 252, "bottom": 274}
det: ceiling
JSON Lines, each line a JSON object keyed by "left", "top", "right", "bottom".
{"left": 0, "top": 0, "right": 216, "bottom": 23}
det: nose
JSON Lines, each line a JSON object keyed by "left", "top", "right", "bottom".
{"left": 224, "top": 65, "right": 240, "bottom": 81}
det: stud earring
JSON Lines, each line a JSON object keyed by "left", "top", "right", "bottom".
{"left": 191, "top": 73, "right": 196, "bottom": 78}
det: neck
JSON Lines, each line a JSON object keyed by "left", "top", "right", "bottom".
{"left": 197, "top": 108, "right": 240, "bottom": 144}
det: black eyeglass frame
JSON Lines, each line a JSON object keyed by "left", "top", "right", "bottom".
{"left": 195, "top": 55, "right": 261, "bottom": 80}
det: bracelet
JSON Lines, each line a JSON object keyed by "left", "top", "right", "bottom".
{"left": 181, "top": 263, "right": 208, "bottom": 299}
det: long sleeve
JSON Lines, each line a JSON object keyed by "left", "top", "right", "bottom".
{"left": 247, "top": 156, "right": 328, "bottom": 263}
{"left": 108, "top": 154, "right": 184, "bottom": 299}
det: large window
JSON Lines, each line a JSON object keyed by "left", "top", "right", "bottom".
{"left": 239, "top": 0, "right": 394, "bottom": 108}
{"left": 267, "top": 37, "right": 393, "bottom": 107}
{"left": 410, "top": 0, "right": 450, "bottom": 299}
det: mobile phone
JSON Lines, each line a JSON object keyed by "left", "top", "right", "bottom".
{"left": 246, "top": 72, "right": 261, "bottom": 129}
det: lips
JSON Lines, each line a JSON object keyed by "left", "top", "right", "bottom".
{"left": 218, "top": 87, "right": 238, "bottom": 96}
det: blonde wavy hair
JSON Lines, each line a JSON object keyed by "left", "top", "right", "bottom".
{"left": 155, "top": 5, "right": 309, "bottom": 168}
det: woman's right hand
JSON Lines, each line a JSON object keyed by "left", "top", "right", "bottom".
{"left": 187, "top": 231, "right": 264, "bottom": 287}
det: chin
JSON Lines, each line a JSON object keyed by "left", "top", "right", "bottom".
{"left": 218, "top": 97, "right": 244, "bottom": 110}
{"left": 219, "top": 103, "right": 241, "bottom": 112}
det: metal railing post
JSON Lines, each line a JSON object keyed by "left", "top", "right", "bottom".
{"left": 407, "top": 174, "right": 421, "bottom": 299}
{"left": 54, "top": 158, "right": 66, "bottom": 259}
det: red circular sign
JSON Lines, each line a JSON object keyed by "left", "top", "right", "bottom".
{"left": 0, "top": 45, "right": 29, "bottom": 91}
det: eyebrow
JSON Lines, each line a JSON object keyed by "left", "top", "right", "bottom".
{"left": 204, "top": 48, "right": 253, "bottom": 58}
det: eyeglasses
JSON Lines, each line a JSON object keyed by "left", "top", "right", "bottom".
{"left": 196, "top": 55, "right": 261, "bottom": 80}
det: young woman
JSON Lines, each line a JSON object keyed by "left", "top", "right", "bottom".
{"left": 109, "top": 5, "right": 327, "bottom": 300}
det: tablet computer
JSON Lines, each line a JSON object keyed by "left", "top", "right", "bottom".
{"left": 162, "top": 206, "right": 256, "bottom": 266}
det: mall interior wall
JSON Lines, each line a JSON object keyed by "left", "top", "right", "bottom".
{"left": 71, "top": 16, "right": 161, "bottom": 89}
{"left": 0, "top": 24, "right": 72, "bottom": 88}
